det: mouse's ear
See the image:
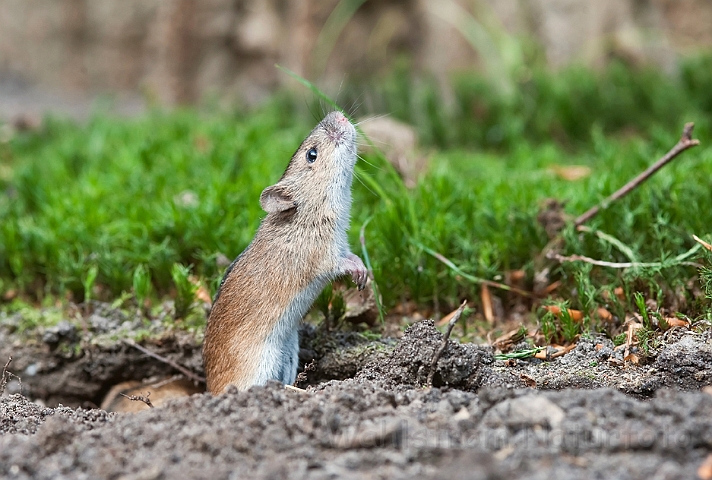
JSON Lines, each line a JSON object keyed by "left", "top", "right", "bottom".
{"left": 260, "top": 184, "right": 295, "bottom": 213}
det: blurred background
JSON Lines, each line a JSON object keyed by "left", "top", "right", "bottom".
{"left": 1, "top": 0, "right": 712, "bottom": 313}
{"left": 0, "top": 0, "right": 710, "bottom": 119}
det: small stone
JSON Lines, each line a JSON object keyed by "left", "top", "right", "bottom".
{"left": 596, "top": 347, "right": 613, "bottom": 360}
{"left": 484, "top": 394, "right": 565, "bottom": 430}
{"left": 452, "top": 407, "right": 470, "bottom": 421}
{"left": 42, "top": 321, "right": 77, "bottom": 344}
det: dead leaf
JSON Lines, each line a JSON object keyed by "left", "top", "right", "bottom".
{"left": 542, "top": 281, "right": 562, "bottom": 295}
{"left": 481, "top": 284, "right": 494, "bottom": 325}
{"left": 491, "top": 328, "right": 527, "bottom": 351}
{"left": 693, "top": 235, "right": 712, "bottom": 253}
{"left": 549, "top": 165, "right": 592, "bottom": 181}
{"left": 189, "top": 275, "right": 212, "bottom": 307}
{"left": 550, "top": 344, "right": 577, "bottom": 359}
{"left": 702, "top": 386, "right": 712, "bottom": 397}
{"left": 534, "top": 349, "right": 548, "bottom": 360}
{"left": 624, "top": 353, "right": 640, "bottom": 364}
{"left": 664, "top": 317, "right": 689, "bottom": 329}
{"left": 543, "top": 305, "right": 583, "bottom": 322}
{"left": 614, "top": 287, "right": 625, "bottom": 301}
{"left": 596, "top": 307, "right": 613, "bottom": 322}
{"left": 436, "top": 304, "right": 466, "bottom": 327}
{"left": 195, "top": 286, "right": 211, "bottom": 306}
{"left": 624, "top": 321, "right": 643, "bottom": 359}
{"left": 520, "top": 374, "right": 537, "bottom": 387}
{"left": 508, "top": 270, "right": 526, "bottom": 283}
{"left": 342, "top": 279, "right": 379, "bottom": 326}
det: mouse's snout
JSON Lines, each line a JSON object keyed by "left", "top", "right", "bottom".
{"left": 322, "top": 111, "right": 356, "bottom": 146}
{"left": 323, "top": 111, "right": 350, "bottom": 127}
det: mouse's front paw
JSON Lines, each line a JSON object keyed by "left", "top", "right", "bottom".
{"left": 342, "top": 254, "right": 368, "bottom": 291}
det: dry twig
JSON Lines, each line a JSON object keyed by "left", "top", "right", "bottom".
{"left": 693, "top": 235, "right": 712, "bottom": 252}
{"left": 574, "top": 123, "right": 700, "bottom": 226}
{"left": 284, "top": 384, "right": 311, "bottom": 394}
{"left": 536, "top": 123, "right": 701, "bottom": 280}
{"left": 0, "top": 356, "right": 21, "bottom": 396}
{"left": 427, "top": 300, "right": 467, "bottom": 386}
{"left": 0, "top": 356, "right": 11, "bottom": 394}
{"left": 125, "top": 340, "right": 205, "bottom": 385}
{"left": 293, "top": 359, "right": 316, "bottom": 388}
{"left": 119, "top": 391, "right": 154, "bottom": 408}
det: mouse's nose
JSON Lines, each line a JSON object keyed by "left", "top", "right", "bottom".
{"left": 334, "top": 112, "right": 347, "bottom": 123}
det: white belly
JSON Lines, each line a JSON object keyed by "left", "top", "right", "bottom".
{"left": 251, "top": 275, "right": 331, "bottom": 386}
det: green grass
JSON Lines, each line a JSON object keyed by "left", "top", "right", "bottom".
{"left": 1, "top": 56, "right": 712, "bottom": 343}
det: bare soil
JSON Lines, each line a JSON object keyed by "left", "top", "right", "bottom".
{"left": 2, "top": 308, "right": 712, "bottom": 479}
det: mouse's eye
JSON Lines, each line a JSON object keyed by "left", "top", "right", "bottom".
{"left": 306, "top": 147, "right": 318, "bottom": 163}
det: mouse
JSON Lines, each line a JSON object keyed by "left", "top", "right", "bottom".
{"left": 202, "top": 111, "right": 368, "bottom": 394}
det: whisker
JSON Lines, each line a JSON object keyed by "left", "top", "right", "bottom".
{"left": 348, "top": 90, "right": 366, "bottom": 117}
{"left": 356, "top": 154, "right": 386, "bottom": 171}
{"left": 355, "top": 113, "right": 391, "bottom": 126}
{"left": 354, "top": 170, "right": 377, "bottom": 196}
{"left": 335, "top": 76, "right": 345, "bottom": 108}
{"left": 356, "top": 137, "right": 389, "bottom": 147}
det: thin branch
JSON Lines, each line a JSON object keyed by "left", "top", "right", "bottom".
{"left": 427, "top": 300, "right": 467, "bottom": 386}
{"left": 575, "top": 123, "right": 700, "bottom": 227}
{"left": 120, "top": 391, "right": 154, "bottom": 408}
{"left": 693, "top": 235, "right": 712, "bottom": 252}
{"left": 125, "top": 340, "right": 205, "bottom": 385}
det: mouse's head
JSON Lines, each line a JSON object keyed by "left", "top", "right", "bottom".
{"left": 260, "top": 111, "right": 358, "bottom": 216}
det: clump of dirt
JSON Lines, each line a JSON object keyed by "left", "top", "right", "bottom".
{"left": 654, "top": 330, "right": 712, "bottom": 389}
{"left": 357, "top": 320, "right": 493, "bottom": 390}
{"left": 298, "top": 325, "right": 395, "bottom": 385}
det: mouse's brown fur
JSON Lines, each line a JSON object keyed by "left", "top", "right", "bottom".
{"left": 203, "top": 112, "right": 367, "bottom": 394}
{"left": 101, "top": 377, "right": 203, "bottom": 413}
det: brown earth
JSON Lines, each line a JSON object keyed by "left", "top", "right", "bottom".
{"left": 1, "top": 312, "right": 712, "bottom": 479}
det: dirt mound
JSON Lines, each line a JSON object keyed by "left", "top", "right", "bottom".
{"left": 357, "top": 320, "right": 493, "bottom": 390}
